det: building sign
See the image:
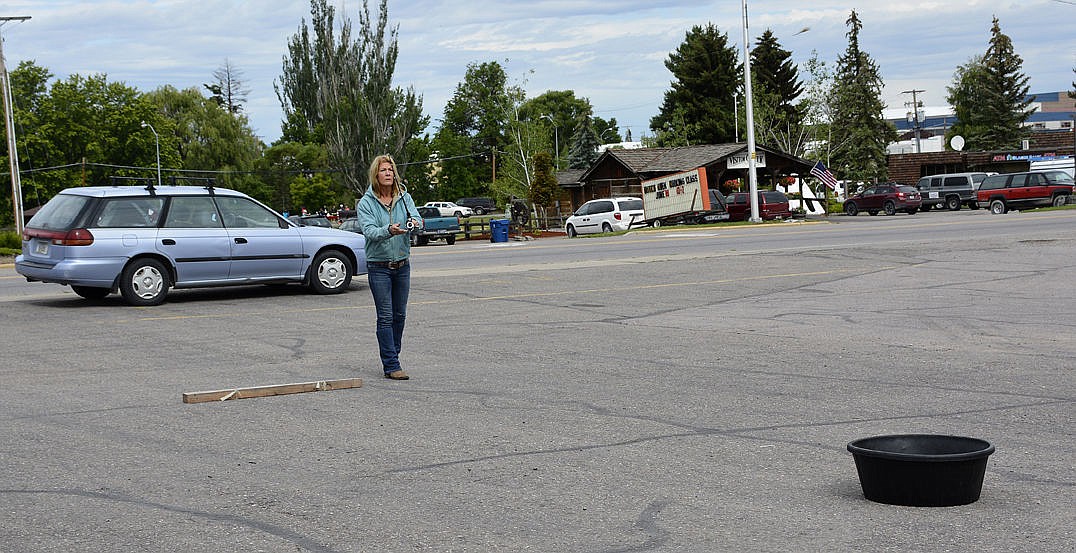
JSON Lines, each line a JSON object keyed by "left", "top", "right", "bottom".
{"left": 640, "top": 168, "right": 710, "bottom": 220}
{"left": 991, "top": 153, "right": 1069, "bottom": 162}
{"left": 727, "top": 151, "right": 766, "bottom": 169}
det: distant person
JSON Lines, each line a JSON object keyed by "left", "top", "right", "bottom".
{"left": 357, "top": 154, "right": 423, "bottom": 380}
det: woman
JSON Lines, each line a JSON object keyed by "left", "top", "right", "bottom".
{"left": 358, "top": 154, "right": 423, "bottom": 380}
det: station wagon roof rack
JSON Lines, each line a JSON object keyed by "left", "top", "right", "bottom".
{"left": 107, "top": 176, "right": 157, "bottom": 194}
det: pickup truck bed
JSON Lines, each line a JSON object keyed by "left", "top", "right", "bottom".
{"left": 412, "top": 206, "right": 460, "bottom": 246}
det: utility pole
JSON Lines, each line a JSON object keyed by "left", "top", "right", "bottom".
{"left": 741, "top": 0, "right": 761, "bottom": 222}
{"left": 902, "top": 89, "right": 924, "bottom": 154}
{"left": 1, "top": 15, "right": 31, "bottom": 234}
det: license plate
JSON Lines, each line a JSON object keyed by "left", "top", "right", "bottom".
{"left": 33, "top": 240, "right": 48, "bottom": 255}
{"left": 929, "top": 192, "right": 939, "bottom": 199}
{"left": 436, "top": 230, "right": 447, "bottom": 235}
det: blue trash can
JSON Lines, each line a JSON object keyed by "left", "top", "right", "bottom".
{"left": 490, "top": 219, "right": 510, "bottom": 243}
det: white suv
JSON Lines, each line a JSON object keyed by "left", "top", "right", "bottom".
{"left": 565, "top": 197, "right": 645, "bottom": 237}
{"left": 423, "top": 201, "right": 474, "bottom": 218}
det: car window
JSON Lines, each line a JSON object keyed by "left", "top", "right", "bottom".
{"left": 943, "top": 177, "right": 966, "bottom": 187}
{"left": 979, "top": 175, "right": 1007, "bottom": 190}
{"left": 215, "top": 196, "right": 283, "bottom": 228}
{"left": 1009, "top": 174, "right": 1029, "bottom": 187}
{"left": 591, "top": 201, "right": 614, "bottom": 214}
{"left": 762, "top": 191, "right": 785, "bottom": 203}
{"left": 1027, "top": 173, "right": 1045, "bottom": 186}
{"left": 897, "top": 186, "right": 918, "bottom": 194}
{"left": 617, "top": 199, "right": 643, "bottom": 211}
{"left": 26, "top": 193, "right": 91, "bottom": 231}
{"left": 164, "top": 196, "right": 221, "bottom": 228}
{"left": 862, "top": 187, "right": 876, "bottom": 196}
{"left": 972, "top": 174, "right": 988, "bottom": 184}
{"left": 95, "top": 197, "right": 165, "bottom": 228}
{"left": 1044, "top": 171, "right": 1074, "bottom": 185}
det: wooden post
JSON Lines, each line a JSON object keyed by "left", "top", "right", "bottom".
{"left": 182, "top": 378, "right": 362, "bottom": 404}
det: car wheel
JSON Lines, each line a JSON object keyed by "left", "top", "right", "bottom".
{"left": 566, "top": 225, "right": 577, "bottom": 238}
{"left": 72, "top": 285, "right": 110, "bottom": 300}
{"left": 602, "top": 222, "right": 613, "bottom": 233}
{"left": 453, "top": 211, "right": 463, "bottom": 218}
{"left": 474, "top": 207, "right": 485, "bottom": 215}
{"left": 119, "top": 258, "right": 170, "bottom": 306}
{"left": 446, "top": 235, "right": 456, "bottom": 245}
{"left": 308, "top": 250, "right": 352, "bottom": 294}
{"left": 884, "top": 200, "right": 897, "bottom": 216}
{"left": 651, "top": 218, "right": 663, "bottom": 227}
{"left": 990, "top": 199, "right": 1007, "bottom": 214}
{"left": 844, "top": 202, "right": 859, "bottom": 216}
{"left": 1052, "top": 195, "right": 1067, "bottom": 207}
{"left": 946, "top": 196, "right": 961, "bottom": 211}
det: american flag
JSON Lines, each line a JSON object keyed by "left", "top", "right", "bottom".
{"left": 810, "top": 161, "right": 839, "bottom": 191}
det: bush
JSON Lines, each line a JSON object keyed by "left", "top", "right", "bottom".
{"left": 0, "top": 230, "right": 21, "bottom": 250}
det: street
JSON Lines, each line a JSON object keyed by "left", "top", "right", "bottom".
{"left": 1, "top": 209, "right": 1073, "bottom": 552}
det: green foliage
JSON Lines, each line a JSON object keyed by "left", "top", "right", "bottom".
{"left": 567, "top": 116, "right": 600, "bottom": 169}
{"left": 530, "top": 151, "right": 558, "bottom": 208}
{"left": 829, "top": 11, "right": 896, "bottom": 182}
{"left": 290, "top": 173, "right": 337, "bottom": 213}
{"left": 947, "top": 17, "right": 1032, "bottom": 151}
{"left": 650, "top": 23, "right": 741, "bottom": 145}
{"left": 433, "top": 60, "right": 522, "bottom": 200}
{"left": 277, "top": 0, "right": 426, "bottom": 194}
{"left": 0, "top": 230, "right": 21, "bottom": 250}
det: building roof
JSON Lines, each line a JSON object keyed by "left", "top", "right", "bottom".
{"left": 555, "top": 168, "right": 586, "bottom": 187}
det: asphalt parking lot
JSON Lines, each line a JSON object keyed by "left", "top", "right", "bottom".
{"left": 1, "top": 213, "right": 1073, "bottom": 552}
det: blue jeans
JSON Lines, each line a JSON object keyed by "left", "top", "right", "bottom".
{"left": 367, "top": 262, "right": 410, "bottom": 374}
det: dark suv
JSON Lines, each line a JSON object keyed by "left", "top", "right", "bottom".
{"left": 842, "top": 184, "right": 921, "bottom": 216}
{"left": 725, "top": 190, "right": 792, "bottom": 221}
{"left": 975, "top": 171, "right": 1073, "bottom": 214}
{"left": 456, "top": 197, "right": 496, "bottom": 215}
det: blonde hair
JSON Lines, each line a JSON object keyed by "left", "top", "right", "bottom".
{"left": 368, "top": 154, "right": 402, "bottom": 196}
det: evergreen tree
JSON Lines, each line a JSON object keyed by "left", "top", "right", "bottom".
{"left": 530, "top": 151, "right": 559, "bottom": 210}
{"left": 567, "top": 116, "right": 600, "bottom": 169}
{"left": 650, "top": 23, "right": 741, "bottom": 145}
{"left": 978, "top": 17, "right": 1033, "bottom": 150}
{"left": 205, "top": 59, "right": 250, "bottom": 114}
{"left": 829, "top": 10, "right": 896, "bottom": 182}
{"left": 752, "top": 30, "right": 802, "bottom": 125}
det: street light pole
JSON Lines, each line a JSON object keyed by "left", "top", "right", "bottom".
{"left": 140, "top": 121, "right": 161, "bottom": 187}
{"left": 2, "top": 15, "right": 31, "bottom": 235}
{"left": 541, "top": 114, "right": 559, "bottom": 170}
{"left": 741, "top": 0, "right": 761, "bottom": 223}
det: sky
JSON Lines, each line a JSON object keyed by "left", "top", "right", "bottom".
{"left": 2, "top": 1, "right": 1074, "bottom": 146}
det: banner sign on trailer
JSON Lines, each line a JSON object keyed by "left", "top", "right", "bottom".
{"left": 640, "top": 168, "right": 710, "bottom": 221}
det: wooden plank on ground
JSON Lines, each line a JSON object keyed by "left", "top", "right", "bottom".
{"left": 182, "top": 378, "right": 362, "bottom": 404}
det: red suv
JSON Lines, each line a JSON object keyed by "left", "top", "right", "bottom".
{"left": 725, "top": 190, "right": 792, "bottom": 221}
{"left": 975, "top": 171, "right": 1074, "bottom": 214}
{"left": 842, "top": 184, "right": 921, "bottom": 216}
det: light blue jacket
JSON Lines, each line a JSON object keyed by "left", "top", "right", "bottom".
{"left": 357, "top": 184, "right": 422, "bottom": 263}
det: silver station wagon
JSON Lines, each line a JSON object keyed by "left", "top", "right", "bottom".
{"left": 16, "top": 185, "right": 367, "bottom": 306}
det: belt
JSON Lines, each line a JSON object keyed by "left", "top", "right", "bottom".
{"left": 368, "top": 258, "right": 408, "bottom": 269}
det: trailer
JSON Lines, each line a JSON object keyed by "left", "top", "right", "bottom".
{"left": 640, "top": 168, "right": 729, "bottom": 227}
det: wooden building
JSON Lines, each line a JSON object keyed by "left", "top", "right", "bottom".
{"left": 562, "top": 144, "right": 816, "bottom": 209}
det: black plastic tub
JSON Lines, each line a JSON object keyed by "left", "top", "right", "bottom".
{"left": 847, "top": 434, "right": 995, "bottom": 507}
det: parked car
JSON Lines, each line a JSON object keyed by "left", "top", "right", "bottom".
{"left": 411, "top": 206, "right": 460, "bottom": 246}
{"left": 565, "top": 197, "right": 645, "bottom": 237}
{"left": 15, "top": 185, "right": 367, "bottom": 306}
{"left": 338, "top": 217, "right": 362, "bottom": 233}
{"left": 842, "top": 184, "right": 921, "bottom": 216}
{"left": 423, "top": 201, "right": 474, "bottom": 218}
{"left": 455, "top": 197, "right": 496, "bottom": 215}
{"left": 725, "top": 190, "right": 793, "bottom": 221}
{"left": 287, "top": 214, "right": 333, "bottom": 228}
{"left": 916, "top": 172, "right": 989, "bottom": 211}
{"left": 976, "top": 170, "right": 1074, "bottom": 214}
